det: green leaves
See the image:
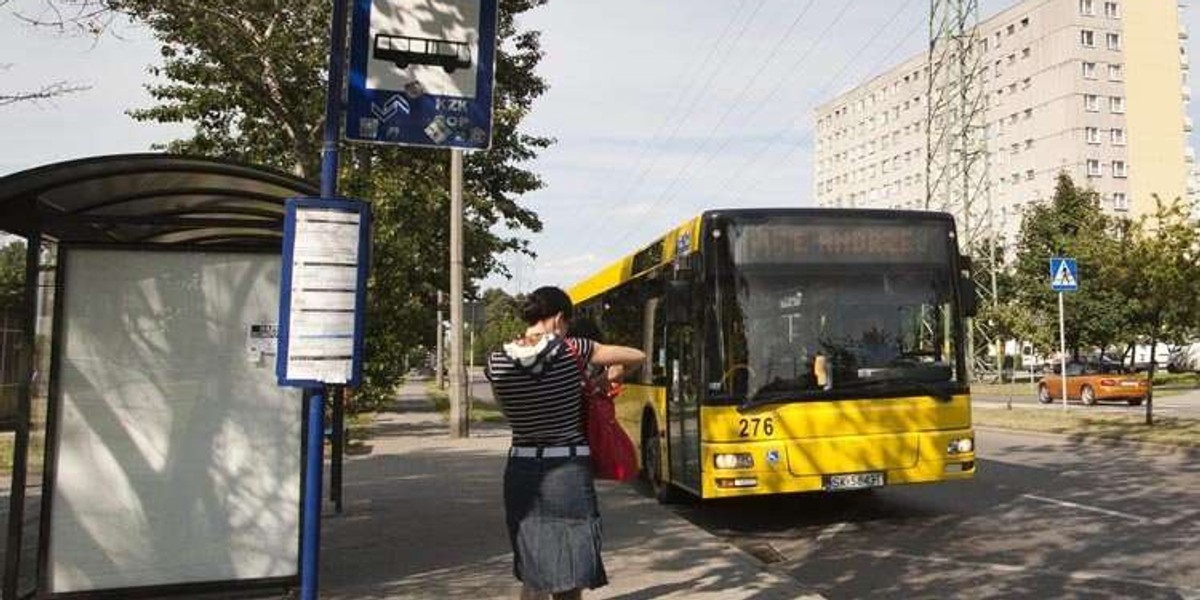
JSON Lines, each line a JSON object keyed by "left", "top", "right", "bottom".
{"left": 118, "top": 0, "right": 552, "bottom": 410}
{"left": 995, "top": 173, "right": 1200, "bottom": 362}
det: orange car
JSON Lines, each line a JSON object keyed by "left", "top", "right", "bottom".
{"left": 1037, "top": 362, "right": 1148, "bottom": 406}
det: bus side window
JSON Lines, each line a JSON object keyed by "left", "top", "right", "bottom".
{"left": 602, "top": 285, "right": 646, "bottom": 383}
{"left": 642, "top": 296, "right": 661, "bottom": 385}
{"left": 650, "top": 295, "right": 669, "bottom": 386}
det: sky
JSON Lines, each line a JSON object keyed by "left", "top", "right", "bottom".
{"left": 2, "top": 0, "right": 1198, "bottom": 290}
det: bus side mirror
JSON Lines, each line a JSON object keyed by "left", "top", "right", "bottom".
{"left": 959, "top": 255, "right": 978, "bottom": 318}
{"left": 665, "top": 280, "right": 692, "bottom": 325}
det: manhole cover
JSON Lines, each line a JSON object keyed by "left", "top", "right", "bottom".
{"left": 741, "top": 541, "right": 788, "bottom": 564}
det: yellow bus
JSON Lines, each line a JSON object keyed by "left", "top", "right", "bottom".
{"left": 568, "top": 209, "right": 977, "bottom": 502}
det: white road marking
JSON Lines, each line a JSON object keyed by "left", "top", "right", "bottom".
{"left": 1020, "top": 493, "right": 1147, "bottom": 523}
{"left": 815, "top": 522, "right": 852, "bottom": 542}
{"left": 855, "top": 549, "right": 1198, "bottom": 595}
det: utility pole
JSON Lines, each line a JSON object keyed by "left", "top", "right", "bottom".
{"left": 928, "top": 0, "right": 997, "bottom": 382}
{"left": 449, "top": 149, "right": 470, "bottom": 438}
{"left": 436, "top": 290, "right": 445, "bottom": 390}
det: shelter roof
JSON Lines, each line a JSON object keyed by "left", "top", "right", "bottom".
{"left": 0, "top": 154, "right": 318, "bottom": 246}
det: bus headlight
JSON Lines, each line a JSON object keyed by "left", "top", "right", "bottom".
{"left": 947, "top": 438, "right": 974, "bottom": 455}
{"left": 714, "top": 453, "right": 755, "bottom": 469}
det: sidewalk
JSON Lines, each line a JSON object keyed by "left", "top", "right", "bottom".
{"left": 320, "top": 381, "right": 818, "bottom": 600}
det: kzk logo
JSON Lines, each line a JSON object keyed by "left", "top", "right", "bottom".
{"left": 371, "top": 95, "right": 410, "bottom": 122}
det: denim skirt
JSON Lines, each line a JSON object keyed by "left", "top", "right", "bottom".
{"left": 503, "top": 454, "right": 608, "bottom": 593}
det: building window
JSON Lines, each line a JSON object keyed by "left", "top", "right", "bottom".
{"left": 1111, "top": 128, "right": 1126, "bottom": 145}
{"left": 1021, "top": 17, "right": 1030, "bottom": 28}
{"left": 1110, "top": 96, "right": 1126, "bottom": 113}
{"left": 1022, "top": 77, "right": 1032, "bottom": 90}
{"left": 1025, "top": 138, "right": 1034, "bottom": 149}
{"left": 1108, "top": 63, "right": 1123, "bottom": 81}
{"left": 1104, "top": 2, "right": 1120, "bottom": 18}
{"left": 1026, "top": 169, "right": 1035, "bottom": 181}
{"left": 1080, "top": 0, "right": 1095, "bottom": 15}
{"left": 1022, "top": 47, "right": 1032, "bottom": 59}
{"left": 1081, "top": 29, "right": 1095, "bottom": 47}
{"left": 1087, "top": 159, "right": 1102, "bottom": 176}
{"left": 1085, "top": 94, "right": 1100, "bottom": 111}
{"left": 1007, "top": 24, "right": 1016, "bottom": 36}
{"left": 1107, "top": 33, "right": 1121, "bottom": 51}
{"left": 1024, "top": 108, "right": 1033, "bottom": 120}
{"left": 1086, "top": 126, "right": 1100, "bottom": 144}
{"left": 1083, "top": 61, "right": 1098, "bottom": 78}
{"left": 1112, "top": 192, "right": 1129, "bottom": 210}
{"left": 1113, "top": 160, "right": 1127, "bottom": 177}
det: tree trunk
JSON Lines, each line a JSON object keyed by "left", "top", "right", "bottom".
{"left": 1145, "top": 335, "right": 1157, "bottom": 426}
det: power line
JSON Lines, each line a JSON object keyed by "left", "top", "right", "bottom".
{"left": 601, "top": 0, "right": 921, "bottom": 256}
{"left": 603, "top": 0, "right": 770, "bottom": 202}
{"left": 721, "top": 2, "right": 925, "bottom": 202}
{"left": 585, "top": 0, "right": 833, "bottom": 255}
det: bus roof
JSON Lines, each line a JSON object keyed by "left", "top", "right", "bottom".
{"left": 565, "top": 208, "right": 957, "bottom": 306}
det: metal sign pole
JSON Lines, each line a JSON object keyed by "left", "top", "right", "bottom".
{"left": 301, "top": 0, "right": 349, "bottom": 597}
{"left": 449, "top": 149, "right": 469, "bottom": 438}
{"left": 1059, "top": 291, "right": 1067, "bottom": 412}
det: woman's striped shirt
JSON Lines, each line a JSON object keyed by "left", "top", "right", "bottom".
{"left": 487, "top": 337, "right": 594, "bottom": 447}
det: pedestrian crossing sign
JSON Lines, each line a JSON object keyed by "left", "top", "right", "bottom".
{"left": 1050, "top": 257, "right": 1078, "bottom": 292}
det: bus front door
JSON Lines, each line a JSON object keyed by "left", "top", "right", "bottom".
{"left": 667, "top": 322, "right": 701, "bottom": 494}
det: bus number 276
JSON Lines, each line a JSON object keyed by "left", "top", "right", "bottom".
{"left": 738, "top": 417, "right": 774, "bottom": 437}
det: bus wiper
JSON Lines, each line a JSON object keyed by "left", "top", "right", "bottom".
{"left": 837, "top": 378, "right": 954, "bottom": 401}
{"left": 738, "top": 389, "right": 825, "bottom": 412}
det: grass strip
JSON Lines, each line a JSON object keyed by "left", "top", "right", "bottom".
{"left": 426, "top": 383, "right": 507, "bottom": 423}
{"left": 975, "top": 406, "right": 1200, "bottom": 449}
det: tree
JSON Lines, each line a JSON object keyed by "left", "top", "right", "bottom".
{"left": 1008, "top": 173, "right": 1132, "bottom": 359}
{"left": 1119, "top": 195, "right": 1200, "bottom": 423}
{"left": 477, "top": 288, "right": 525, "bottom": 359}
{"left": 1, "top": 1, "right": 93, "bottom": 106}
{"left": 0, "top": 240, "right": 26, "bottom": 312}
{"left": 103, "top": 0, "right": 551, "bottom": 409}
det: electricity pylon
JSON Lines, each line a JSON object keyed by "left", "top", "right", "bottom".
{"left": 927, "top": 0, "right": 1001, "bottom": 381}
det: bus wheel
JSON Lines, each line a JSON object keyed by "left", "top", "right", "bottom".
{"left": 641, "top": 419, "right": 681, "bottom": 504}
{"left": 1037, "top": 384, "right": 1052, "bottom": 404}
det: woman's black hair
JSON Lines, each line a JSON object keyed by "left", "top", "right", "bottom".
{"left": 521, "top": 286, "right": 574, "bottom": 325}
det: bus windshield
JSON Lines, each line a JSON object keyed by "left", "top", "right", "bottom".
{"left": 709, "top": 217, "right": 964, "bottom": 406}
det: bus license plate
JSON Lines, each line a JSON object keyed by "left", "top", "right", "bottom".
{"left": 825, "top": 472, "right": 884, "bottom": 491}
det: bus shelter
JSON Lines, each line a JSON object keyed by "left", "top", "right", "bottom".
{"left": 0, "top": 154, "right": 319, "bottom": 599}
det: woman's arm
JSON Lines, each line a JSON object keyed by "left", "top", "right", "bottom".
{"left": 590, "top": 342, "right": 646, "bottom": 371}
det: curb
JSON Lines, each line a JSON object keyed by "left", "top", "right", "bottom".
{"left": 975, "top": 425, "right": 1200, "bottom": 458}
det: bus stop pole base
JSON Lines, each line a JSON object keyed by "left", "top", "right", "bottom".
{"left": 301, "top": 389, "right": 326, "bottom": 600}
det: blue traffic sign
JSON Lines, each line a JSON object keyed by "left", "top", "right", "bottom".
{"left": 346, "top": 0, "right": 498, "bottom": 149}
{"left": 1050, "top": 257, "right": 1079, "bottom": 292}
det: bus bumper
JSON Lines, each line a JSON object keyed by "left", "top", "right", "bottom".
{"left": 700, "top": 428, "right": 976, "bottom": 499}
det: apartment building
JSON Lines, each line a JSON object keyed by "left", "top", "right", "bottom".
{"left": 813, "top": 0, "right": 1191, "bottom": 247}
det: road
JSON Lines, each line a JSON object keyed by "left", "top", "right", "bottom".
{"left": 668, "top": 429, "right": 1200, "bottom": 599}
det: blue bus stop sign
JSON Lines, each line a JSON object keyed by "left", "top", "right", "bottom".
{"left": 346, "top": 0, "right": 498, "bottom": 149}
{"left": 1050, "top": 257, "right": 1079, "bottom": 292}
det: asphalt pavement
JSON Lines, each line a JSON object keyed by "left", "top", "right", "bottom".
{"left": 666, "top": 428, "right": 1200, "bottom": 599}
{"left": 975, "top": 386, "right": 1200, "bottom": 417}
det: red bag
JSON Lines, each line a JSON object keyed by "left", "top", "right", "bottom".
{"left": 566, "top": 340, "right": 639, "bottom": 481}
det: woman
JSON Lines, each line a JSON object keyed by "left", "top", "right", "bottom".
{"left": 486, "top": 286, "right": 645, "bottom": 600}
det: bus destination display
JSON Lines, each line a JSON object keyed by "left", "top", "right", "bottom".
{"left": 731, "top": 221, "right": 950, "bottom": 265}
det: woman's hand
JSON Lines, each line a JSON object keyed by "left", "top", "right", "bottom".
{"left": 605, "top": 364, "right": 625, "bottom": 383}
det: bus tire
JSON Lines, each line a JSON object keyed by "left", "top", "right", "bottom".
{"left": 641, "top": 415, "right": 683, "bottom": 504}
